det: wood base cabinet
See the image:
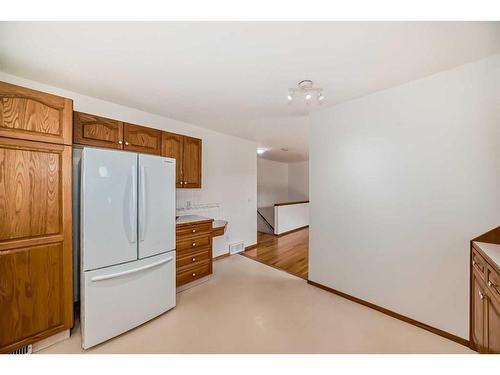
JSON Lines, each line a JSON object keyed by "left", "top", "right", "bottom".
{"left": 470, "top": 229, "right": 500, "bottom": 354}
{"left": 176, "top": 220, "right": 213, "bottom": 287}
{"left": 0, "top": 82, "right": 73, "bottom": 353}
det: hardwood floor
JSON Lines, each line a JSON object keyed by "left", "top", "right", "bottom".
{"left": 241, "top": 228, "right": 308, "bottom": 279}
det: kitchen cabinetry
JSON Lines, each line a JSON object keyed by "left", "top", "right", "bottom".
{"left": 470, "top": 227, "right": 500, "bottom": 354}
{"left": 74, "top": 111, "right": 123, "bottom": 149}
{"left": 0, "top": 81, "right": 73, "bottom": 354}
{"left": 182, "top": 136, "right": 202, "bottom": 188}
{"left": 123, "top": 123, "right": 161, "bottom": 155}
{"left": 161, "top": 131, "right": 183, "bottom": 187}
{"left": 74, "top": 112, "right": 162, "bottom": 155}
{"left": 175, "top": 219, "right": 213, "bottom": 288}
{"left": 0, "top": 82, "right": 72, "bottom": 145}
{"left": 161, "top": 132, "right": 202, "bottom": 188}
{"left": 75, "top": 112, "right": 202, "bottom": 186}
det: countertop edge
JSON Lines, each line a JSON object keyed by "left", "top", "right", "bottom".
{"left": 472, "top": 241, "right": 500, "bottom": 272}
{"left": 176, "top": 218, "right": 214, "bottom": 227}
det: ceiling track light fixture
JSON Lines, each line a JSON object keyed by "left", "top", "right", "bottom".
{"left": 287, "top": 80, "right": 324, "bottom": 105}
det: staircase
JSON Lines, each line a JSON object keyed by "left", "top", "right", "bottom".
{"left": 257, "top": 207, "right": 274, "bottom": 234}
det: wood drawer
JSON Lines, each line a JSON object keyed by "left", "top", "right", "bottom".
{"left": 472, "top": 249, "right": 487, "bottom": 281}
{"left": 176, "top": 222, "right": 212, "bottom": 238}
{"left": 176, "top": 260, "right": 211, "bottom": 286}
{"left": 487, "top": 266, "right": 500, "bottom": 303}
{"left": 177, "top": 234, "right": 211, "bottom": 253}
{"left": 177, "top": 248, "right": 210, "bottom": 270}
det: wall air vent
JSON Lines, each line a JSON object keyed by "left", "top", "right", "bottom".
{"left": 229, "top": 241, "right": 245, "bottom": 255}
{"left": 10, "top": 344, "right": 32, "bottom": 354}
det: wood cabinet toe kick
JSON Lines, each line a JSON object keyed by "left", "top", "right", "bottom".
{"left": 176, "top": 219, "right": 214, "bottom": 289}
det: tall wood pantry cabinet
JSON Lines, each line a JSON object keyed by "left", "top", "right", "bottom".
{"left": 0, "top": 81, "right": 73, "bottom": 353}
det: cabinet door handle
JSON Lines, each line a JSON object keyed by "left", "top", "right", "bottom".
{"left": 488, "top": 281, "right": 496, "bottom": 288}
{"left": 125, "top": 141, "right": 129, "bottom": 146}
{"left": 479, "top": 291, "right": 485, "bottom": 300}
{"left": 472, "top": 260, "right": 476, "bottom": 266}
{"left": 118, "top": 140, "right": 123, "bottom": 145}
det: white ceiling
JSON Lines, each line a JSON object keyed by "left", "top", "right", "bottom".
{"left": 1, "top": 22, "right": 499, "bottom": 162}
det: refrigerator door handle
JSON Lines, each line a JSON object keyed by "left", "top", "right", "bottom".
{"left": 139, "top": 164, "right": 147, "bottom": 242}
{"left": 90, "top": 256, "right": 173, "bottom": 282}
{"left": 128, "top": 164, "right": 137, "bottom": 244}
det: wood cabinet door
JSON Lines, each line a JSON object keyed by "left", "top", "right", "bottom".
{"left": 161, "top": 131, "right": 183, "bottom": 187}
{"left": 0, "top": 137, "right": 72, "bottom": 353}
{"left": 486, "top": 292, "right": 500, "bottom": 353}
{"left": 182, "top": 136, "right": 202, "bottom": 188}
{"left": 73, "top": 111, "right": 123, "bottom": 149}
{"left": 123, "top": 123, "right": 162, "bottom": 155}
{"left": 0, "top": 81, "right": 72, "bottom": 145}
{"left": 471, "top": 273, "right": 486, "bottom": 352}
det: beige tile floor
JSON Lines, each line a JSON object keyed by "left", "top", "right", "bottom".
{"left": 41, "top": 255, "right": 473, "bottom": 354}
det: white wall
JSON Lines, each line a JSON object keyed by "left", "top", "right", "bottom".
{"left": 257, "top": 158, "right": 289, "bottom": 208}
{"left": 0, "top": 72, "right": 258, "bottom": 254}
{"left": 275, "top": 203, "right": 309, "bottom": 235}
{"left": 288, "top": 161, "right": 309, "bottom": 201}
{"left": 309, "top": 55, "right": 500, "bottom": 339}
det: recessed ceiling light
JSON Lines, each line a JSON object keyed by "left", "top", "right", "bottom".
{"left": 280, "top": 148, "right": 289, "bottom": 152}
{"left": 257, "top": 148, "right": 266, "bottom": 155}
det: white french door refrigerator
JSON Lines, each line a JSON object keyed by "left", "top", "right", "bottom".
{"left": 80, "top": 147, "right": 176, "bottom": 349}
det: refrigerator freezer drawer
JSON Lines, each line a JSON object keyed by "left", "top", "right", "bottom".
{"left": 81, "top": 251, "right": 176, "bottom": 349}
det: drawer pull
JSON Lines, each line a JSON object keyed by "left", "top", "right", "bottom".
{"left": 192, "top": 229, "right": 196, "bottom": 233}
{"left": 192, "top": 243, "right": 196, "bottom": 247}
{"left": 192, "top": 257, "right": 196, "bottom": 262}
{"left": 192, "top": 273, "right": 196, "bottom": 277}
{"left": 489, "top": 281, "right": 496, "bottom": 288}
{"left": 479, "top": 291, "right": 485, "bottom": 300}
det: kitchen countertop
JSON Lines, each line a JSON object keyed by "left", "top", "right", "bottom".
{"left": 473, "top": 241, "right": 500, "bottom": 268}
{"left": 176, "top": 215, "right": 214, "bottom": 226}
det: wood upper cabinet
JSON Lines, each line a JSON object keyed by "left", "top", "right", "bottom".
{"left": 161, "top": 131, "right": 183, "bottom": 187}
{"left": 161, "top": 133, "right": 202, "bottom": 188}
{"left": 182, "top": 136, "right": 202, "bottom": 188}
{"left": 124, "top": 123, "right": 162, "bottom": 155}
{"left": 0, "top": 81, "right": 72, "bottom": 145}
{"left": 0, "top": 137, "right": 73, "bottom": 353}
{"left": 74, "top": 111, "right": 123, "bottom": 149}
{"left": 73, "top": 112, "right": 162, "bottom": 155}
